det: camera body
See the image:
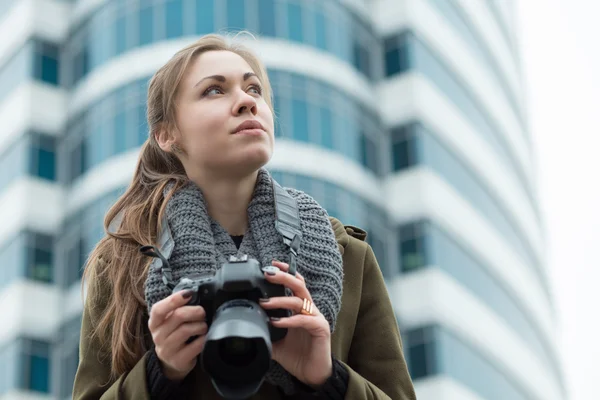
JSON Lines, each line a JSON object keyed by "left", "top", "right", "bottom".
{"left": 171, "top": 254, "right": 290, "bottom": 342}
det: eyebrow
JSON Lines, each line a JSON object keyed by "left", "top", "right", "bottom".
{"left": 193, "top": 72, "right": 258, "bottom": 88}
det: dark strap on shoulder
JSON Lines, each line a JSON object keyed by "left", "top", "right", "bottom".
{"left": 273, "top": 180, "right": 302, "bottom": 276}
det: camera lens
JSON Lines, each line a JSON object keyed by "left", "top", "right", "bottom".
{"left": 218, "top": 337, "right": 257, "bottom": 367}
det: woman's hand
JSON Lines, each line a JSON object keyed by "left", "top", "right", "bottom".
{"left": 148, "top": 290, "right": 208, "bottom": 381}
{"left": 260, "top": 261, "right": 333, "bottom": 387}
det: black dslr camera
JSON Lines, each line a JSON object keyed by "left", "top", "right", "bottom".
{"left": 141, "top": 181, "right": 302, "bottom": 400}
{"left": 140, "top": 248, "right": 292, "bottom": 399}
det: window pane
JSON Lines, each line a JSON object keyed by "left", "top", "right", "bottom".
{"left": 227, "top": 0, "right": 245, "bottom": 29}
{"left": 39, "top": 54, "right": 58, "bottom": 85}
{"left": 408, "top": 343, "right": 429, "bottom": 379}
{"left": 287, "top": 3, "right": 303, "bottom": 42}
{"left": 291, "top": 99, "right": 308, "bottom": 142}
{"left": 30, "top": 248, "right": 52, "bottom": 283}
{"left": 196, "top": 0, "right": 215, "bottom": 33}
{"left": 114, "top": 111, "right": 127, "bottom": 154}
{"left": 315, "top": 10, "right": 327, "bottom": 50}
{"left": 165, "top": 0, "right": 183, "bottom": 39}
{"left": 115, "top": 15, "right": 127, "bottom": 55}
{"left": 36, "top": 147, "right": 55, "bottom": 181}
{"left": 27, "top": 354, "right": 49, "bottom": 393}
{"left": 139, "top": 6, "right": 153, "bottom": 45}
{"left": 385, "top": 47, "right": 401, "bottom": 77}
{"left": 258, "top": 0, "right": 276, "bottom": 36}
{"left": 319, "top": 107, "right": 333, "bottom": 149}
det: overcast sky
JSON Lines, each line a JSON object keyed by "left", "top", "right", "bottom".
{"left": 517, "top": 1, "right": 600, "bottom": 399}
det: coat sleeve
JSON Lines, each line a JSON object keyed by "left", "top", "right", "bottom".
{"left": 343, "top": 244, "right": 417, "bottom": 400}
{"left": 72, "top": 262, "right": 152, "bottom": 400}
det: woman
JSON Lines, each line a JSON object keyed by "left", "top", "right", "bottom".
{"left": 72, "top": 33, "right": 416, "bottom": 400}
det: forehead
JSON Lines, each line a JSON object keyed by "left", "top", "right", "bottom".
{"left": 186, "top": 50, "right": 256, "bottom": 80}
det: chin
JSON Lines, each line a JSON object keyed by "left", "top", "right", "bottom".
{"left": 222, "top": 149, "right": 272, "bottom": 177}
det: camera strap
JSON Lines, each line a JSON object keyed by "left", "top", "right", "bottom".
{"left": 272, "top": 180, "right": 302, "bottom": 276}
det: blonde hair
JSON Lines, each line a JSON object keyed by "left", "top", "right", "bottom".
{"left": 82, "top": 33, "right": 274, "bottom": 379}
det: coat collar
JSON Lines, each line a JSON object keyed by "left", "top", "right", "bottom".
{"left": 329, "top": 217, "right": 367, "bottom": 257}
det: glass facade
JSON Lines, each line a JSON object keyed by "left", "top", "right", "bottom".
{"left": 0, "top": 230, "right": 54, "bottom": 289}
{"left": 390, "top": 121, "right": 545, "bottom": 291}
{"left": 384, "top": 31, "right": 536, "bottom": 216}
{"left": 0, "top": 38, "right": 59, "bottom": 104}
{"left": 398, "top": 219, "right": 561, "bottom": 381}
{"left": 427, "top": 0, "right": 524, "bottom": 132}
{"left": 65, "top": 0, "right": 379, "bottom": 86}
{"left": 403, "top": 324, "right": 532, "bottom": 400}
{"left": 0, "top": 132, "right": 56, "bottom": 193}
{"left": 0, "top": 338, "right": 51, "bottom": 395}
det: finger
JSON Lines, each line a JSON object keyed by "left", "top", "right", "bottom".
{"left": 270, "top": 315, "right": 330, "bottom": 336}
{"left": 153, "top": 306, "right": 206, "bottom": 345}
{"left": 149, "top": 290, "right": 194, "bottom": 331}
{"left": 260, "top": 297, "right": 319, "bottom": 316}
{"left": 264, "top": 269, "right": 311, "bottom": 300}
{"left": 271, "top": 260, "right": 290, "bottom": 273}
{"left": 159, "top": 333, "right": 207, "bottom": 372}
{"left": 162, "top": 321, "right": 209, "bottom": 354}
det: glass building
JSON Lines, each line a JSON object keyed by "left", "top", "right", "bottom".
{"left": 0, "top": 0, "right": 564, "bottom": 399}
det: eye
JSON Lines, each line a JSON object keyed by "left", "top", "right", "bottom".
{"left": 203, "top": 85, "right": 224, "bottom": 96}
{"left": 248, "top": 84, "right": 263, "bottom": 95}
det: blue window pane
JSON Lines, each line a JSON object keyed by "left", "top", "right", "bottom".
{"left": 320, "top": 107, "right": 333, "bottom": 149}
{"left": 227, "top": 0, "right": 245, "bottom": 29}
{"left": 139, "top": 6, "right": 153, "bottom": 45}
{"left": 165, "top": 0, "right": 183, "bottom": 39}
{"left": 115, "top": 15, "right": 127, "bottom": 55}
{"left": 361, "top": 133, "right": 378, "bottom": 173}
{"left": 29, "top": 247, "right": 53, "bottom": 283}
{"left": 328, "top": 12, "right": 350, "bottom": 61}
{"left": 39, "top": 54, "right": 58, "bottom": 85}
{"left": 287, "top": 3, "right": 303, "bottom": 42}
{"left": 315, "top": 10, "right": 327, "bottom": 50}
{"left": 196, "top": 0, "right": 214, "bottom": 33}
{"left": 258, "top": 0, "right": 276, "bottom": 36}
{"left": 114, "top": 112, "right": 127, "bottom": 154}
{"left": 291, "top": 99, "right": 308, "bottom": 142}
{"left": 408, "top": 342, "right": 430, "bottom": 379}
{"left": 28, "top": 354, "right": 49, "bottom": 393}
{"left": 385, "top": 47, "right": 401, "bottom": 76}
{"left": 36, "top": 148, "right": 55, "bottom": 181}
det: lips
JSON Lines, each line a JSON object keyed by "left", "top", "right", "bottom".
{"left": 232, "top": 120, "right": 265, "bottom": 134}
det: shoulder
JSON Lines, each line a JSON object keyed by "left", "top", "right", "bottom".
{"left": 329, "top": 216, "right": 369, "bottom": 252}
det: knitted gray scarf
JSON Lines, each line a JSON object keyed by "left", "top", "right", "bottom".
{"left": 144, "top": 168, "right": 344, "bottom": 395}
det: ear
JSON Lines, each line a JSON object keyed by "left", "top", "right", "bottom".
{"left": 155, "top": 126, "right": 176, "bottom": 153}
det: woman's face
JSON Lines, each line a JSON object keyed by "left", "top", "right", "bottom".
{"left": 171, "top": 50, "right": 275, "bottom": 179}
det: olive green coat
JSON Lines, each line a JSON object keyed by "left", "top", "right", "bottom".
{"left": 72, "top": 218, "right": 416, "bottom": 399}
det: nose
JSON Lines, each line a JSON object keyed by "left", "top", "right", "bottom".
{"left": 233, "top": 89, "right": 258, "bottom": 116}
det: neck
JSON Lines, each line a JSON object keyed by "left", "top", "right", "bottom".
{"left": 189, "top": 170, "right": 259, "bottom": 236}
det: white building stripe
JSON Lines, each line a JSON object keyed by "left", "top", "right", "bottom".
{"left": 391, "top": 268, "right": 561, "bottom": 400}
{"left": 0, "top": 280, "right": 63, "bottom": 348}
{"left": 415, "top": 376, "right": 485, "bottom": 400}
{"left": 378, "top": 73, "right": 545, "bottom": 266}
{"left": 0, "top": 82, "right": 66, "bottom": 156}
{"left": 0, "top": 178, "right": 64, "bottom": 248}
{"left": 373, "top": 0, "right": 532, "bottom": 185}
{"left": 385, "top": 167, "right": 554, "bottom": 349}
